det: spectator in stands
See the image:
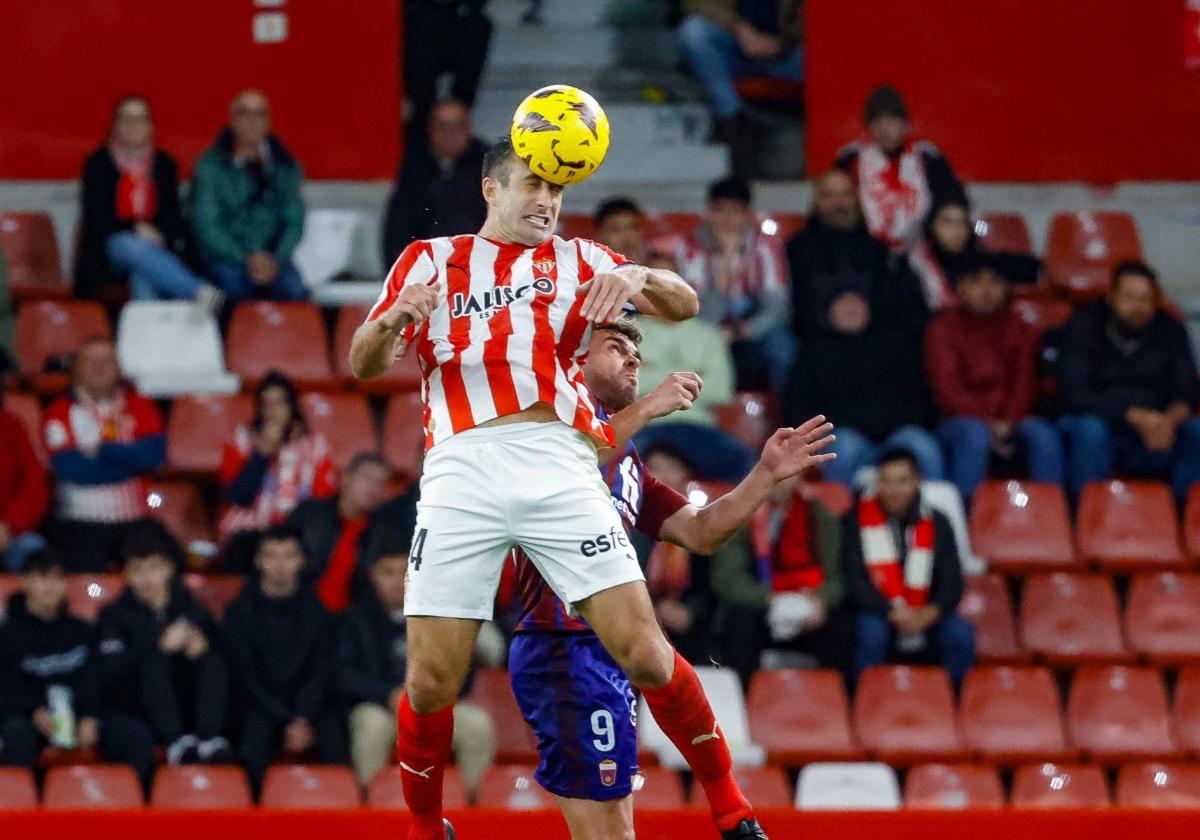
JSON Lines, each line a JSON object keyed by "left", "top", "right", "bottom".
{"left": 99, "top": 520, "right": 231, "bottom": 766}
{"left": 219, "top": 371, "right": 334, "bottom": 571}
{"left": 786, "top": 169, "right": 928, "bottom": 342}
{"left": 76, "top": 95, "right": 221, "bottom": 311}
{"left": 676, "top": 177, "right": 793, "bottom": 391}
{"left": 287, "top": 451, "right": 392, "bottom": 613}
{"left": 338, "top": 531, "right": 495, "bottom": 792}
{"left": 0, "top": 550, "right": 155, "bottom": 785}
{"left": 843, "top": 449, "right": 974, "bottom": 684}
{"left": 192, "top": 89, "right": 307, "bottom": 302}
{"left": 593, "top": 197, "right": 651, "bottom": 265}
{"left": 784, "top": 291, "right": 942, "bottom": 487}
{"left": 710, "top": 476, "right": 851, "bottom": 687}
{"left": 404, "top": 0, "right": 492, "bottom": 139}
{"left": 1059, "top": 260, "right": 1200, "bottom": 500}
{"left": 44, "top": 338, "right": 166, "bottom": 571}
{"left": 925, "top": 253, "right": 1063, "bottom": 502}
{"left": 835, "top": 85, "right": 967, "bottom": 253}
{"left": 0, "top": 405, "right": 49, "bottom": 571}
{"left": 381, "top": 100, "right": 488, "bottom": 265}
{"left": 222, "top": 525, "right": 346, "bottom": 793}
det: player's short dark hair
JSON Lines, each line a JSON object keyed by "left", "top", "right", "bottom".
{"left": 1111, "top": 259, "right": 1159, "bottom": 293}
{"left": 875, "top": 447, "right": 921, "bottom": 475}
{"left": 594, "top": 197, "right": 643, "bottom": 229}
{"left": 707, "top": 177, "right": 752, "bottom": 207}
{"left": 23, "top": 548, "right": 66, "bottom": 577}
{"left": 367, "top": 527, "right": 412, "bottom": 566}
{"left": 596, "top": 316, "right": 643, "bottom": 348}
{"left": 482, "top": 136, "right": 520, "bottom": 185}
{"left": 119, "top": 518, "right": 184, "bottom": 569}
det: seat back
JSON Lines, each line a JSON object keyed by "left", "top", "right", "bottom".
{"left": 332, "top": 304, "right": 422, "bottom": 390}
{"left": 1044, "top": 211, "right": 1142, "bottom": 299}
{"left": 970, "top": 481, "right": 1077, "bottom": 572}
{"left": 300, "top": 391, "right": 378, "bottom": 470}
{"left": 1067, "top": 666, "right": 1175, "bottom": 762}
{"left": 166, "top": 394, "right": 254, "bottom": 473}
{"left": 1011, "top": 763, "right": 1109, "bottom": 808}
{"left": 15, "top": 300, "right": 110, "bottom": 376}
{"left": 805, "top": 481, "right": 854, "bottom": 518}
{"left": 382, "top": 392, "right": 426, "bottom": 488}
{"left": 475, "top": 765, "right": 557, "bottom": 810}
{"left": 639, "top": 666, "right": 762, "bottom": 767}
{"left": 181, "top": 573, "right": 246, "bottom": 620}
{"left": 690, "top": 766, "right": 792, "bottom": 810}
{"left": 1077, "top": 480, "right": 1183, "bottom": 571}
{"left": 795, "top": 762, "right": 901, "bottom": 810}
{"left": 1019, "top": 573, "right": 1128, "bottom": 664}
{"left": 150, "top": 766, "right": 252, "bottom": 809}
{"left": 260, "top": 765, "right": 361, "bottom": 808}
{"left": 633, "top": 767, "right": 686, "bottom": 808}
{"left": 758, "top": 211, "right": 806, "bottom": 241}
{"left": 1012, "top": 298, "right": 1074, "bottom": 335}
{"left": 2, "top": 392, "right": 47, "bottom": 465}
{"left": 0, "top": 768, "right": 37, "bottom": 808}
{"left": 1185, "top": 484, "right": 1200, "bottom": 559}
{"left": 747, "top": 669, "right": 857, "bottom": 765}
{"left": 464, "top": 668, "right": 539, "bottom": 763}
{"left": 1125, "top": 572, "right": 1200, "bottom": 664}
{"left": 713, "top": 391, "right": 773, "bottom": 451}
{"left": 959, "top": 666, "right": 1069, "bottom": 763}
{"left": 854, "top": 666, "right": 963, "bottom": 764}
{"left": 1172, "top": 666, "right": 1200, "bottom": 753}
{"left": 904, "top": 763, "right": 1005, "bottom": 809}
{"left": 975, "top": 212, "right": 1033, "bottom": 255}
{"left": 66, "top": 573, "right": 123, "bottom": 621}
{"left": 555, "top": 214, "right": 595, "bottom": 241}
{"left": 43, "top": 765, "right": 143, "bottom": 809}
{"left": 0, "top": 211, "right": 67, "bottom": 299}
{"left": 225, "top": 302, "right": 333, "bottom": 385}
{"left": 292, "top": 209, "right": 378, "bottom": 288}
{"left": 366, "top": 766, "right": 469, "bottom": 809}
{"left": 116, "top": 302, "right": 236, "bottom": 396}
{"left": 1116, "top": 762, "right": 1200, "bottom": 808}
{"left": 957, "top": 573, "right": 1024, "bottom": 664}
{"left": 146, "top": 480, "right": 215, "bottom": 551}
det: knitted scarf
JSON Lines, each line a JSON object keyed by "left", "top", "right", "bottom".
{"left": 753, "top": 491, "right": 824, "bottom": 593}
{"left": 857, "top": 494, "right": 935, "bottom": 606}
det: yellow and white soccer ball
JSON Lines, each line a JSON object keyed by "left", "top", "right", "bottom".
{"left": 510, "top": 84, "right": 610, "bottom": 185}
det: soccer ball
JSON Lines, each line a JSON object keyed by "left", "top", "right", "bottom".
{"left": 510, "top": 84, "right": 610, "bottom": 186}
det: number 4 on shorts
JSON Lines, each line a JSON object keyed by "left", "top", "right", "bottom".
{"left": 411, "top": 528, "right": 428, "bottom": 571}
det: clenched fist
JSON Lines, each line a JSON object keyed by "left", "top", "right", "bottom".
{"left": 643, "top": 372, "right": 703, "bottom": 420}
{"left": 382, "top": 283, "right": 439, "bottom": 333}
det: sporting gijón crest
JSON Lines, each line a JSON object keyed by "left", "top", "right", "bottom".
{"left": 449, "top": 266, "right": 557, "bottom": 320}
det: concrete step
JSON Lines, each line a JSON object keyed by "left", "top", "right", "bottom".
{"left": 471, "top": 97, "right": 712, "bottom": 150}
{"left": 488, "top": 26, "right": 679, "bottom": 71}
{"left": 486, "top": 0, "right": 666, "bottom": 27}
{"left": 589, "top": 141, "right": 728, "bottom": 184}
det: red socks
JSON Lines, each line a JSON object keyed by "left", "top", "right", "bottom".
{"left": 639, "top": 652, "right": 753, "bottom": 831}
{"left": 396, "top": 693, "right": 455, "bottom": 840}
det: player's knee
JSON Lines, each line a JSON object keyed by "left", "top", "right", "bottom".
{"left": 617, "top": 632, "right": 675, "bottom": 689}
{"left": 405, "top": 663, "right": 463, "bottom": 713}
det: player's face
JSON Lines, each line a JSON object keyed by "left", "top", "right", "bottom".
{"left": 584, "top": 331, "right": 641, "bottom": 411}
{"left": 124, "top": 554, "right": 173, "bottom": 606}
{"left": 370, "top": 554, "right": 408, "bottom": 611}
{"left": 483, "top": 157, "right": 564, "bottom": 246}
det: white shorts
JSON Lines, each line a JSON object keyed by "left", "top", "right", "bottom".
{"left": 404, "top": 421, "right": 644, "bottom": 620}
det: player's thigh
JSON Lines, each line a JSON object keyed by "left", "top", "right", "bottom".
{"left": 405, "top": 616, "right": 483, "bottom": 711}
{"left": 575, "top": 581, "right": 675, "bottom": 688}
{"left": 556, "top": 794, "right": 635, "bottom": 840}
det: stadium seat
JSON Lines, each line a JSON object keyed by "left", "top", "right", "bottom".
{"left": 465, "top": 668, "right": 539, "bottom": 764}
{"left": 165, "top": 393, "right": 254, "bottom": 474}
{"left": 1116, "top": 762, "right": 1200, "bottom": 808}
{"left": 805, "top": 481, "right": 854, "bottom": 518}
{"left": 15, "top": 300, "right": 110, "bottom": 393}
{"left": 150, "top": 766, "right": 252, "bottom": 809}
{"left": 712, "top": 392, "right": 773, "bottom": 451}
{"left": 225, "top": 302, "right": 336, "bottom": 390}
{"left": 1184, "top": 484, "right": 1200, "bottom": 559}
{"left": 332, "top": 304, "right": 423, "bottom": 393}
{"left": 640, "top": 666, "right": 764, "bottom": 768}
{"left": 644, "top": 212, "right": 701, "bottom": 242}
{"left": 795, "top": 762, "right": 901, "bottom": 810}
{"left": 959, "top": 666, "right": 1073, "bottom": 764}
{"left": 43, "top": 765, "right": 143, "bottom": 809}
{"left": 1012, "top": 298, "right": 1074, "bottom": 335}
{"left": 260, "top": 765, "right": 361, "bottom": 809}
{"left": 0, "top": 211, "right": 69, "bottom": 301}
{"left": 181, "top": 573, "right": 245, "bottom": 620}
{"left": 66, "top": 574, "right": 123, "bottom": 621}
{"left": 903, "top": 763, "right": 1005, "bottom": 809}
{"left": 0, "top": 575, "right": 21, "bottom": 622}
{"left": 1125, "top": 572, "right": 1200, "bottom": 664}
{"left": 975, "top": 212, "right": 1033, "bottom": 256}
{"left": 2, "top": 391, "right": 47, "bottom": 465}
{"left": 1174, "top": 666, "right": 1200, "bottom": 756}
{"left": 853, "top": 666, "right": 966, "bottom": 765}
{"left": 957, "top": 573, "right": 1028, "bottom": 664}
{"left": 0, "top": 768, "right": 37, "bottom": 808}
{"left": 747, "top": 669, "right": 859, "bottom": 766}
{"left": 292, "top": 208, "right": 378, "bottom": 294}
{"left": 1010, "top": 763, "right": 1109, "bottom": 808}
{"left": 475, "top": 765, "right": 556, "bottom": 810}
{"left": 1067, "top": 666, "right": 1177, "bottom": 763}
{"left": 1019, "top": 573, "right": 1131, "bottom": 665}
{"left": 556, "top": 214, "right": 595, "bottom": 241}
{"left": 1044, "top": 211, "right": 1142, "bottom": 299}
{"left": 1076, "top": 480, "right": 1185, "bottom": 572}
{"left": 633, "top": 767, "right": 686, "bottom": 808}
{"left": 300, "top": 391, "right": 379, "bottom": 470}
{"left": 146, "top": 480, "right": 215, "bottom": 553}
{"left": 382, "top": 392, "right": 426, "bottom": 488}
{"left": 690, "top": 766, "right": 792, "bottom": 810}
{"left": 969, "top": 481, "right": 1078, "bottom": 574}
{"left": 116, "top": 302, "right": 238, "bottom": 398}
{"left": 366, "top": 766, "right": 470, "bottom": 810}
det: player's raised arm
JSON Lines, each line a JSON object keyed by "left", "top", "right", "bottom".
{"left": 578, "top": 265, "right": 699, "bottom": 324}
{"left": 349, "top": 283, "right": 437, "bottom": 379}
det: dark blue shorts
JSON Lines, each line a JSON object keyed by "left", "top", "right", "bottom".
{"left": 509, "top": 632, "right": 638, "bottom": 800}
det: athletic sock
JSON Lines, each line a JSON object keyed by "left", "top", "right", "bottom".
{"left": 639, "top": 651, "right": 753, "bottom": 832}
{"left": 396, "top": 693, "right": 455, "bottom": 840}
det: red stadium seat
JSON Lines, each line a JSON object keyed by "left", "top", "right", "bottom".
{"left": 854, "top": 666, "right": 966, "bottom": 765}
{"left": 15, "top": 300, "right": 110, "bottom": 393}
{"left": 181, "top": 574, "right": 245, "bottom": 620}
{"left": 1116, "top": 762, "right": 1200, "bottom": 808}
{"left": 957, "top": 573, "right": 1028, "bottom": 665}
{"left": 0, "top": 575, "right": 21, "bottom": 623}
{"left": 1012, "top": 298, "right": 1074, "bottom": 336}
{"left": 633, "top": 767, "right": 686, "bottom": 809}
{"left": 333, "top": 304, "right": 423, "bottom": 393}
{"left": 260, "top": 765, "right": 361, "bottom": 809}
{"left": 903, "top": 763, "right": 1004, "bottom": 809}
{"left": 975, "top": 212, "right": 1033, "bottom": 256}
{"left": 970, "top": 481, "right": 1078, "bottom": 574}
{"left": 556, "top": 214, "right": 595, "bottom": 241}
{"left": 300, "top": 391, "right": 379, "bottom": 470}
{"left": 805, "top": 481, "right": 854, "bottom": 519}
{"left": 1173, "top": 666, "right": 1200, "bottom": 756}
{"left": 1125, "top": 573, "right": 1200, "bottom": 665}
{"left": 382, "top": 392, "right": 425, "bottom": 489}
{"left": 2, "top": 392, "right": 47, "bottom": 465}
{"left": 690, "top": 766, "right": 792, "bottom": 810}
{"left": 475, "top": 765, "right": 556, "bottom": 810}
{"left": 1067, "top": 666, "right": 1177, "bottom": 763}
{"left": 1011, "top": 763, "right": 1109, "bottom": 808}
{"left": 146, "top": 480, "right": 215, "bottom": 550}
{"left": 0, "top": 768, "right": 37, "bottom": 808}
{"left": 225, "top": 302, "right": 335, "bottom": 390}
{"left": 644, "top": 212, "right": 701, "bottom": 241}
{"left": 367, "top": 766, "right": 469, "bottom": 810}
{"left": 1077, "top": 480, "right": 1185, "bottom": 572}
{"left": 959, "top": 666, "right": 1072, "bottom": 764}
{"left": 150, "top": 766, "right": 252, "bottom": 809}
{"left": 747, "top": 669, "right": 859, "bottom": 765}
{"left": 1019, "top": 573, "right": 1131, "bottom": 665}
{"left": 43, "top": 765, "right": 143, "bottom": 809}
{"left": 464, "top": 668, "right": 539, "bottom": 764}
{"left": 1044, "top": 211, "right": 1142, "bottom": 300}
{"left": 0, "top": 211, "right": 69, "bottom": 301}
{"left": 1183, "top": 483, "right": 1200, "bottom": 559}
{"left": 165, "top": 393, "right": 254, "bottom": 474}
{"left": 66, "top": 574, "right": 123, "bottom": 622}
{"left": 713, "top": 392, "right": 773, "bottom": 451}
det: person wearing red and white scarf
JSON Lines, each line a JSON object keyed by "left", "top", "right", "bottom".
{"left": 842, "top": 449, "right": 974, "bottom": 684}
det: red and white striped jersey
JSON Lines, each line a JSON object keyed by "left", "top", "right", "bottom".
{"left": 367, "top": 234, "right": 630, "bottom": 450}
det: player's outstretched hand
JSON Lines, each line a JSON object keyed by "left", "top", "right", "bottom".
{"left": 759, "top": 415, "right": 836, "bottom": 483}
{"left": 382, "top": 283, "right": 439, "bottom": 332}
{"left": 643, "top": 372, "right": 703, "bottom": 419}
{"left": 578, "top": 268, "right": 647, "bottom": 324}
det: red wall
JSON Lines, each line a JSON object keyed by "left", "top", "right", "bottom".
{"left": 0, "top": 1, "right": 401, "bottom": 180}
{"left": 806, "top": 0, "right": 1200, "bottom": 182}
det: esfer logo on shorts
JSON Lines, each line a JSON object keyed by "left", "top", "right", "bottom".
{"left": 450, "top": 277, "right": 556, "bottom": 320}
{"left": 579, "top": 526, "right": 630, "bottom": 558}
{"left": 598, "top": 758, "right": 618, "bottom": 788}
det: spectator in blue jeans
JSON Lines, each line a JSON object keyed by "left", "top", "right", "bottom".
{"left": 1059, "top": 260, "right": 1200, "bottom": 501}
{"left": 192, "top": 90, "right": 307, "bottom": 302}
{"left": 841, "top": 449, "right": 974, "bottom": 685}
{"left": 924, "top": 253, "right": 1063, "bottom": 502}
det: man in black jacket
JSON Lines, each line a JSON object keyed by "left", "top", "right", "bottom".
{"left": 842, "top": 449, "right": 974, "bottom": 685}
{"left": 99, "top": 519, "right": 230, "bottom": 765}
{"left": 222, "top": 525, "right": 346, "bottom": 793}
{"left": 0, "top": 550, "right": 154, "bottom": 785}
{"left": 1059, "top": 260, "right": 1200, "bottom": 501}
